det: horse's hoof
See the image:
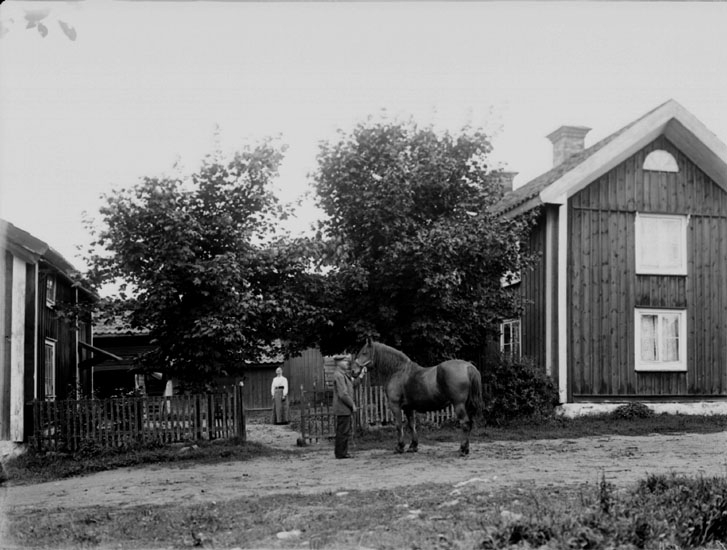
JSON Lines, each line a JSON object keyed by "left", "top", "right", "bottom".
{"left": 406, "top": 445, "right": 418, "bottom": 453}
{"left": 395, "top": 445, "right": 405, "bottom": 454}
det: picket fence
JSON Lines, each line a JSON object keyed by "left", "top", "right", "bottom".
{"left": 299, "top": 381, "right": 456, "bottom": 445}
{"left": 30, "top": 388, "right": 246, "bottom": 452}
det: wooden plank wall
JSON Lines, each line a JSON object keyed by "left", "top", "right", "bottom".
{"left": 0, "top": 252, "right": 12, "bottom": 439}
{"left": 519, "top": 210, "right": 548, "bottom": 369}
{"left": 241, "top": 366, "right": 277, "bottom": 410}
{"left": 24, "top": 264, "right": 37, "bottom": 405}
{"left": 286, "top": 348, "right": 325, "bottom": 398}
{"left": 569, "top": 136, "right": 727, "bottom": 398}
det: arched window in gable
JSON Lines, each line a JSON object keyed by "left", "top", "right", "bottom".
{"left": 643, "top": 150, "right": 679, "bottom": 172}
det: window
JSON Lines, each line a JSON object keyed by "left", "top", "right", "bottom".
{"left": 45, "top": 274, "right": 57, "bottom": 307}
{"left": 634, "top": 309, "right": 686, "bottom": 371}
{"left": 500, "top": 319, "right": 522, "bottom": 359}
{"left": 635, "top": 213, "right": 688, "bottom": 275}
{"left": 643, "top": 150, "right": 679, "bottom": 172}
{"left": 44, "top": 339, "right": 56, "bottom": 400}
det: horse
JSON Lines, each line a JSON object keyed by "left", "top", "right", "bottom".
{"left": 352, "top": 338, "right": 483, "bottom": 456}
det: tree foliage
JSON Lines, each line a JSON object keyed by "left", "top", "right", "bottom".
{"left": 0, "top": 7, "right": 77, "bottom": 41}
{"left": 311, "top": 118, "right": 536, "bottom": 364}
{"left": 86, "top": 140, "right": 323, "bottom": 386}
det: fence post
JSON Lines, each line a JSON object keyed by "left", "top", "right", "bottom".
{"left": 234, "top": 381, "right": 246, "bottom": 442}
{"left": 195, "top": 395, "right": 203, "bottom": 440}
{"left": 299, "top": 385, "right": 307, "bottom": 445}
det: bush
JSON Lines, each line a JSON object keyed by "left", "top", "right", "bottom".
{"left": 481, "top": 354, "right": 560, "bottom": 425}
{"left": 485, "top": 473, "right": 727, "bottom": 549}
{"left": 610, "top": 402, "right": 655, "bottom": 420}
{"left": 635, "top": 474, "right": 727, "bottom": 547}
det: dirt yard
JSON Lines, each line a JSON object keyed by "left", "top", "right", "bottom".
{"left": 3, "top": 424, "right": 726, "bottom": 514}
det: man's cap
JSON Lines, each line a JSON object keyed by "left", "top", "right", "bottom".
{"left": 333, "top": 354, "right": 350, "bottom": 362}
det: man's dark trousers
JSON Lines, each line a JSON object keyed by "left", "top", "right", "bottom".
{"left": 335, "top": 415, "right": 351, "bottom": 458}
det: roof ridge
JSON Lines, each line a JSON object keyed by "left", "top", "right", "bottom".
{"left": 492, "top": 100, "right": 680, "bottom": 215}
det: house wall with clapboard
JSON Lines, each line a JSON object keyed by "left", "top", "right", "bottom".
{"left": 1, "top": 219, "right": 97, "bottom": 441}
{"left": 518, "top": 210, "right": 551, "bottom": 371}
{"left": 496, "top": 101, "right": 727, "bottom": 406}
{"left": 568, "top": 136, "right": 727, "bottom": 400}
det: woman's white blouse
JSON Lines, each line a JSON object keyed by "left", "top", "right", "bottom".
{"left": 271, "top": 375, "right": 288, "bottom": 397}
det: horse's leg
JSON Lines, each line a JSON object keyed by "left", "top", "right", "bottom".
{"left": 404, "top": 408, "right": 418, "bottom": 453}
{"left": 454, "top": 403, "right": 472, "bottom": 456}
{"left": 389, "top": 402, "right": 406, "bottom": 454}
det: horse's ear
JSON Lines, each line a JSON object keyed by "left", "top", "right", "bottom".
{"left": 366, "top": 336, "right": 373, "bottom": 347}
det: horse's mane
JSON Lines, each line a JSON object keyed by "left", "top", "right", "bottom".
{"left": 372, "top": 342, "right": 415, "bottom": 377}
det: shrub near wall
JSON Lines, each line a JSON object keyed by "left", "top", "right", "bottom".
{"left": 481, "top": 355, "right": 560, "bottom": 425}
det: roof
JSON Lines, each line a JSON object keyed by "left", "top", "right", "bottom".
{"left": 494, "top": 100, "right": 727, "bottom": 216}
{"left": 93, "top": 313, "right": 284, "bottom": 363}
{"left": 0, "top": 218, "right": 98, "bottom": 298}
{"left": 94, "top": 313, "right": 150, "bottom": 337}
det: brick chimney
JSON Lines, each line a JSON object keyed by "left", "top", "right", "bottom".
{"left": 546, "top": 126, "right": 591, "bottom": 166}
{"left": 489, "top": 171, "right": 518, "bottom": 193}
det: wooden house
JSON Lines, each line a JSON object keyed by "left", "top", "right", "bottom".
{"left": 0, "top": 220, "right": 117, "bottom": 442}
{"left": 495, "top": 100, "right": 727, "bottom": 412}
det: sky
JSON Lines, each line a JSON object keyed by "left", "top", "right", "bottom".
{"left": 1, "top": 1, "right": 727, "bottom": 271}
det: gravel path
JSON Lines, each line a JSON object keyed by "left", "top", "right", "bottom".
{"left": 3, "top": 424, "right": 726, "bottom": 513}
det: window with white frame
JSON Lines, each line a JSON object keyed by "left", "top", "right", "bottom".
{"left": 45, "top": 274, "right": 57, "bottom": 307}
{"left": 635, "top": 213, "right": 688, "bottom": 275}
{"left": 634, "top": 309, "right": 687, "bottom": 371}
{"left": 44, "top": 339, "right": 56, "bottom": 400}
{"left": 500, "top": 319, "right": 522, "bottom": 359}
{"left": 643, "top": 150, "right": 679, "bottom": 172}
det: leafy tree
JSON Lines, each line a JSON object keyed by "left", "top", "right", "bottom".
{"left": 86, "top": 140, "right": 323, "bottom": 387}
{"left": 310, "top": 118, "right": 536, "bottom": 364}
{"left": 0, "top": 7, "right": 77, "bottom": 41}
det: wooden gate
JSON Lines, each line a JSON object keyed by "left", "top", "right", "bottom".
{"left": 29, "top": 386, "right": 246, "bottom": 452}
{"left": 298, "top": 379, "right": 456, "bottom": 445}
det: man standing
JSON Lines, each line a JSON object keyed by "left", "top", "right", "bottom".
{"left": 332, "top": 355, "right": 365, "bottom": 459}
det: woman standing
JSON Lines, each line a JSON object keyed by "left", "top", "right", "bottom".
{"left": 271, "top": 367, "right": 289, "bottom": 424}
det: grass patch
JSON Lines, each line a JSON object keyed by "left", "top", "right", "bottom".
{"left": 7, "top": 474, "right": 727, "bottom": 549}
{"left": 354, "top": 412, "right": 727, "bottom": 449}
{"left": 484, "top": 411, "right": 726, "bottom": 441}
{"left": 4, "top": 437, "right": 280, "bottom": 486}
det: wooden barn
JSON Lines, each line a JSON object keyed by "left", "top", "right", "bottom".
{"left": 92, "top": 316, "right": 285, "bottom": 406}
{"left": 92, "top": 317, "right": 327, "bottom": 410}
{"left": 495, "top": 100, "right": 727, "bottom": 412}
{"left": 92, "top": 316, "right": 162, "bottom": 398}
{"left": 0, "top": 220, "right": 113, "bottom": 442}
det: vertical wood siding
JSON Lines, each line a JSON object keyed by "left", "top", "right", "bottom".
{"left": 38, "top": 270, "right": 79, "bottom": 400}
{"left": 241, "top": 367, "right": 278, "bottom": 410}
{"left": 24, "top": 264, "right": 37, "bottom": 404}
{"left": 519, "top": 211, "right": 548, "bottom": 366}
{"left": 569, "top": 136, "right": 727, "bottom": 398}
{"left": 1, "top": 252, "right": 12, "bottom": 439}
{"left": 286, "top": 348, "right": 325, "bottom": 397}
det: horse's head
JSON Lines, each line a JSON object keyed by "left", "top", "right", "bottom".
{"left": 352, "top": 337, "right": 375, "bottom": 376}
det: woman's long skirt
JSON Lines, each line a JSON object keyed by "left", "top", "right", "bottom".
{"left": 272, "top": 388, "right": 289, "bottom": 424}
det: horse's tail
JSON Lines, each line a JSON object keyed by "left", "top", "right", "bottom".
{"left": 466, "top": 363, "right": 484, "bottom": 420}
